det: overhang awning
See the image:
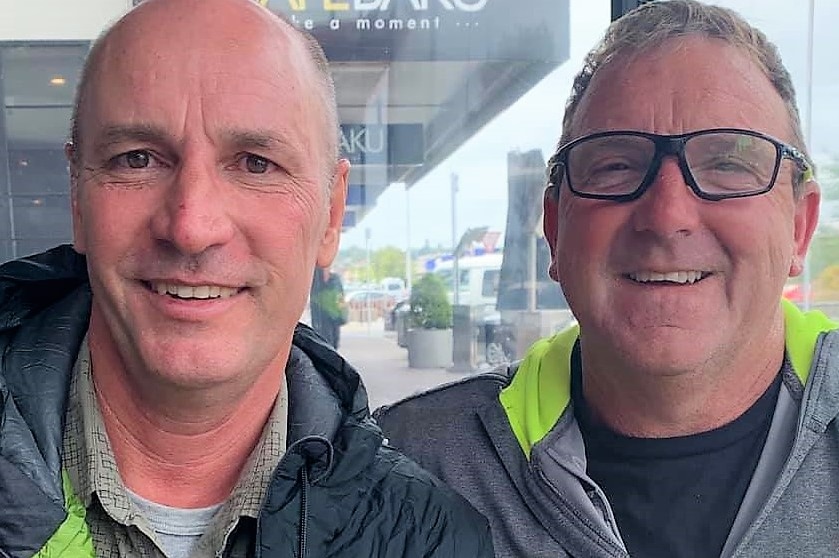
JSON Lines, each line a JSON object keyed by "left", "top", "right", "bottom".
{"left": 263, "top": 0, "right": 570, "bottom": 229}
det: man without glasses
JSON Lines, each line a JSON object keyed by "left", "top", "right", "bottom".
{"left": 0, "top": 0, "right": 494, "bottom": 556}
{"left": 377, "top": 1, "right": 839, "bottom": 557}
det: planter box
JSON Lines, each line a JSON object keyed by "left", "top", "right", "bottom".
{"left": 407, "top": 328, "right": 453, "bottom": 369}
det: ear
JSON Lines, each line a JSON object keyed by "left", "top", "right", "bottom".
{"left": 788, "top": 182, "right": 820, "bottom": 277}
{"left": 65, "top": 142, "right": 87, "bottom": 255}
{"left": 543, "top": 187, "right": 561, "bottom": 282}
{"left": 316, "top": 158, "right": 349, "bottom": 268}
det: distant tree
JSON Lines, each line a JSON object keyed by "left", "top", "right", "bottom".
{"left": 371, "top": 246, "right": 405, "bottom": 282}
{"left": 337, "top": 246, "right": 366, "bottom": 267}
{"left": 819, "top": 157, "right": 839, "bottom": 201}
{"left": 809, "top": 229, "right": 839, "bottom": 264}
{"left": 807, "top": 157, "right": 839, "bottom": 277}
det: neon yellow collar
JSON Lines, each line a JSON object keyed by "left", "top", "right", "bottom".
{"left": 500, "top": 300, "right": 838, "bottom": 458}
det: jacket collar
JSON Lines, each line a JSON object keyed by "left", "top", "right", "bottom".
{"left": 0, "top": 244, "right": 89, "bottom": 331}
{"left": 289, "top": 323, "right": 371, "bottom": 427}
{"left": 501, "top": 301, "right": 839, "bottom": 459}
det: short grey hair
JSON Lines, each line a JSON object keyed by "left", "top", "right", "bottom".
{"left": 550, "top": 0, "right": 811, "bottom": 195}
{"left": 69, "top": 1, "right": 340, "bottom": 185}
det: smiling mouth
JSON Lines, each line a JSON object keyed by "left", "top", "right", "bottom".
{"left": 626, "top": 271, "right": 712, "bottom": 285}
{"left": 146, "top": 282, "right": 242, "bottom": 300}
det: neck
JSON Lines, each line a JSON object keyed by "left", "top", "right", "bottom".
{"left": 88, "top": 330, "right": 284, "bottom": 508}
{"left": 580, "top": 320, "right": 785, "bottom": 438}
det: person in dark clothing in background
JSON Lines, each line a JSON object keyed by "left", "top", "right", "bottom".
{"left": 310, "top": 266, "right": 346, "bottom": 348}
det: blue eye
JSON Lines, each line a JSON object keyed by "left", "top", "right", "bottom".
{"left": 244, "top": 154, "right": 271, "bottom": 174}
{"left": 118, "top": 150, "right": 152, "bottom": 169}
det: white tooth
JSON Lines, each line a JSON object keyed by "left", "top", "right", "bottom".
{"left": 175, "top": 285, "right": 195, "bottom": 298}
{"left": 155, "top": 283, "right": 239, "bottom": 299}
{"left": 630, "top": 271, "right": 705, "bottom": 284}
{"left": 193, "top": 286, "right": 210, "bottom": 299}
{"left": 219, "top": 287, "right": 237, "bottom": 299}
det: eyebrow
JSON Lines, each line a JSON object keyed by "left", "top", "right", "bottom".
{"left": 91, "top": 124, "right": 173, "bottom": 154}
{"left": 219, "top": 129, "right": 294, "bottom": 152}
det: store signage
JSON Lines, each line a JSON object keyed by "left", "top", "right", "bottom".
{"left": 281, "top": 0, "right": 487, "bottom": 11}
{"left": 339, "top": 123, "right": 423, "bottom": 166}
{"left": 273, "top": 0, "right": 487, "bottom": 35}
{"left": 131, "top": 0, "right": 568, "bottom": 64}
{"left": 346, "top": 184, "right": 366, "bottom": 206}
{"left": 341, "top": 211, "right": 358, "bottom": 227}
{"left": 265, "top": 0, "right": 568, "bottom": 63}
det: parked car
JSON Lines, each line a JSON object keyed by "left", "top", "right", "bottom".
{"left": 345, "top": 289, "right": 395, "bottom": 321}
{"left": 345, "top": 289, "right": 392, "bottom": 305}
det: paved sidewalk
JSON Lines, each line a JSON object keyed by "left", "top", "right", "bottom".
{"left": 338, "top": 320, "right": 473, "bottom": 410}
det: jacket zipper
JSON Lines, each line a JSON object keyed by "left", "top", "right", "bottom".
{"left": 298, "top": 465, "right": 310, "bottom": 558}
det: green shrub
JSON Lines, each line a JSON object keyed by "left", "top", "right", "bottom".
{"left": 409, "top": 273, "right": 452, "bottom": 330}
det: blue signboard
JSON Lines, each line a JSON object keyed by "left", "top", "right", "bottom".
{"left": 346, "top": 184, "right": 366, "bottom": 206}
{"left": 339, "top": 123, "right": 423, "bottom": 166}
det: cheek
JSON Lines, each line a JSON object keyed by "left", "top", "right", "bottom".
{"left": 554, "top": 202, "right": 624, "bottom": 274}
{"left": 77, "top": 189, "right": 148, "bottom": 255}
{"left": 246, "top": 194, "right": 327, "bottom": 265}
{"left": 727, "top": 201, "right": 796, "bottom": 274}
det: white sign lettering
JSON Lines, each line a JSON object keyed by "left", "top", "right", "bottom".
{"left": 340, "top": 126, "right": 385, "bottom": 155}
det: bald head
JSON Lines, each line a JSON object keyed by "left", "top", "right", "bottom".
{"left": 70, "top": 0, "right": 338, "bottom": 181}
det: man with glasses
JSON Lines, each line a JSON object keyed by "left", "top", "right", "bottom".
{"left": 376, "top": 1, "right": 839, "bottom": 556}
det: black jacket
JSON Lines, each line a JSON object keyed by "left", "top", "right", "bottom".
{"left": 0, "top": 245, "right": 494, "bottom": 558}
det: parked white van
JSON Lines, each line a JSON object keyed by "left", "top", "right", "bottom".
{"left": 380, "top": 277, "right": 408, "bottom": 301}
{"left": 431, "top": 253, "right": 502, "bottom": 309}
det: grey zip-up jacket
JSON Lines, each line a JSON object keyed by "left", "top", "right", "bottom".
{"left": 375, "top": 303, "right": 839, "bottom": 557}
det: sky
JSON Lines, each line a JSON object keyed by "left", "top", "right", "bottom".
{"left": 341, "top": 0, "right": 839, "bottom": 251}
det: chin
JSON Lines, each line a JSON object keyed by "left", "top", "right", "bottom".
{"left": 148, "top": 359, "right": 243, "bottom": 390}
{"left": 137, "top": 340, "right": 242, "bottom": 384}
{"left": 626, "top": 342, "right": 716, "bottom": 376}
{"left": 608, "top": 323, "right": 713, "bottom": 365}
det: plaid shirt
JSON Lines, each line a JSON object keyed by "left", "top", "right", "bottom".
{"left": 62, "top": 336, "right": 289, "bottom": 558}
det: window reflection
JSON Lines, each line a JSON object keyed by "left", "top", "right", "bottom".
{"left": 1, "top": 44, "right": 86, "bottom": 259}
{"left": 0, "top": 2, "right": 836, "bottom": 406}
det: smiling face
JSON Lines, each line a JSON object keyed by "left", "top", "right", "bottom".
{"left": 544, "top": 36, "right": 820, "bottom": 377}
{"left": 69, "top": 0, "right": 348, "bottom": 391}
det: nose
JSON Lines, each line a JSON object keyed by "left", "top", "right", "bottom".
{"left": 150, "top": 155, "right": 236, "bottom": 255}
{"left": 629, "top": 156, "right": 702, "bottom": 238}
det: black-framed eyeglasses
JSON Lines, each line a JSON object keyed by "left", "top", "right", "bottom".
{"left": 547, "top": 128, "right": 813, "bottom": 202}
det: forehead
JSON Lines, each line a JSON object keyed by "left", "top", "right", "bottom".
{"left": 571, "top": 36, "right": 792, "bottom": 142}
{"left": 81, "top": 8, "right": 322, "bottom": 148}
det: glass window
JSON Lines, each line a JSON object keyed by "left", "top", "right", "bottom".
{"left": 1, "top": 1, "right": 835, "bottom": 409}
{"left": 710, "top": 1, "right": 839, "bottom": 316}
{"left": 1, "top": 43, "right": 86, "bottom": 259}
{"left": 482, "top": 268, "right": 500, "bottom": 298}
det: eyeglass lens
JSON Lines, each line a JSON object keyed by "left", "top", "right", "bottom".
{"left": 566, "top": 132, "right": 779, "bottom": 197}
